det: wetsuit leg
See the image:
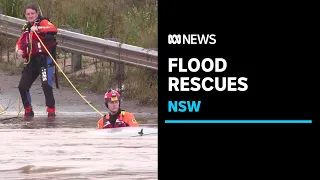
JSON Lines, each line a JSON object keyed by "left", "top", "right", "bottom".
{"left": 18, "top": 59, "right": 40, "bottom": 108}
{"left": 40, "top": 55, "right": 55, "bottom": 108}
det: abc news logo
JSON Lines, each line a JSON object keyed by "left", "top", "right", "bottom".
{"left": 168, "top": 34, "right": 216, "bottom": 45}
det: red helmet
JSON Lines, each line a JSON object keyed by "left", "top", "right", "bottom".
{"left": 104, "top": 89, "right": 121, "bottom": 107}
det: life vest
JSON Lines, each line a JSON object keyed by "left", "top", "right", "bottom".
{"left": 103, "top": 111, "right": 127, "bottom": 128}
{"left": 20, "top": 18, "right": 57, "bottom": 58}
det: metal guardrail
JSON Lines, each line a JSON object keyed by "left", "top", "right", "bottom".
{"left": 0, "top": 14, "right": 158, "bottom": 70}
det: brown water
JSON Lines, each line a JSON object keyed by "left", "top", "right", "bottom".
{"left": 0, "top": 116, "right": 158, "bottom": 180}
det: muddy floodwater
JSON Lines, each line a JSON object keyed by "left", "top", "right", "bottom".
{"left": 0, "top": 116, "right": 158, "bottom": 180}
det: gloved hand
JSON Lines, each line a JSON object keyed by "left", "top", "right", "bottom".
{"left": 16, "top": 50, "right": 23, "bottom": 58}
{"left": 30, "top": 26, "right": 38, "bottom": 32}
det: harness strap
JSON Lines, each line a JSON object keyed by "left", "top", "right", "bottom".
{"left": 50, "top": 47, "right": 59, "bottom": 89}
{"left": 102, "top": 111, "right": 126, "bottom": 128}
{"left": 102, "top": 114, "right": 109, "bottom": 128}
{"left": 54, "top": 65, "right": 59, "bottom": 89}
{"left": 103, "top": 114, "right": 107, "bottom": 124}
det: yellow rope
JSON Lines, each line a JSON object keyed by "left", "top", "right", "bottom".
{"left": 17, "top": 96, "right": 22, "bottom": 117}
{"left": 34, "top": 32, "right": 104, "bottom": 117}
{"left": 0, "top": 103, "right": 6, "bottom": 115}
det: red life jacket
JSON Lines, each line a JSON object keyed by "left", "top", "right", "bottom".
{"left": 20, "top": 19, "right": 57, "bottom": 58}
{"left": 103, "top": 111, "right": 127, "bottom": 128}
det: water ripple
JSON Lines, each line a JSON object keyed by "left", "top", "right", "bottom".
{"left": 0, "top": 117, "right": 158, "bottom": 179}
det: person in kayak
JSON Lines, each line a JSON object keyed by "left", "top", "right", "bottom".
{"left": 16, "top": 3, "right": 58, "bottom": 117}
{"left": 97, "top": 88, "right": 139, "bottom": 129}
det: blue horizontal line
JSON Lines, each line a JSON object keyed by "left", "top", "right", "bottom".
{"left": 165, "top": 120, "right": 312, "bottom": 123}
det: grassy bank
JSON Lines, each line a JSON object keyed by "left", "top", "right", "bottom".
{"left": 0, "top": 0, "right": 158, "bottom": 106}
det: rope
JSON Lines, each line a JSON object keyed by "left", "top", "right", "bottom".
{"left": 0, "top": 103, "right": 6, "bottom": 115}
{"left": 33, "top": 32, "right": 104, "bottom": 117}
{"left": 0, "top": 97, "right": 23, "bottom": 117}
{"left": 17, "top": 96, "right": 22, "bottom": 117}
{"left": 0, "top": 97, "right": 23, "bottom": 119}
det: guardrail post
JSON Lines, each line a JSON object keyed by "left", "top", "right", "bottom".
{"left": 107, "top": 37, "right": 125, "bottom": 92}
{"left": 115, "top": 62, "right": 125, "bottom": 92}
{"left": 71, "top": 53, "right": 82, "bottom": 72}
{"left": 68, "top": 28, "right": 83, "bottom": 72}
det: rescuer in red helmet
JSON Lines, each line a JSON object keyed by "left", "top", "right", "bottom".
{"left": 97, "top": 88, "right": 139, "bottom": 129}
